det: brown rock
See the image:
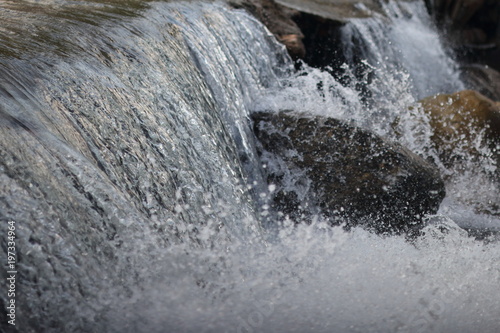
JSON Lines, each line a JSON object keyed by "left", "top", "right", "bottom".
{"left": 419, "top": 90, "right": 500, "bottom": 165}
{"left": 277, "top": 33, "right": 306, "bottom": 59}
{"left": 252, "top": 111, "right": 446, "bottom": 235}
{"left": 229, "top": 0, "right": 306, "bottom": 59}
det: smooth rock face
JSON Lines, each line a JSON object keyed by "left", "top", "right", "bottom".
{"left": 252, "top": 111, "right": 446, "bottom": 235}
{"left": 419, "top": 90, "right": 500, "bottom": 165}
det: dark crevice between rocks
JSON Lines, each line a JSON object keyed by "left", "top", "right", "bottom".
{"left": 292, "top": 12, "right": 345, "bottom": 69}
{"left": 232, "top": 0, "right": 375, "bottom": 103}
{"left": 298, "top": 16, "right": 376, "bottom": 106}
{"left": 424, "top": 0, "right": 500, "bottom": 73}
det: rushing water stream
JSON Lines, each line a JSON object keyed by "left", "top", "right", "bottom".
{"left": 0, "top": 0, "right": 499, "bottom": 332}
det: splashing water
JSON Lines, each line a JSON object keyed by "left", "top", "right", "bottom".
{"left": 0, "top": 1, "right": 499, "bottom": 332}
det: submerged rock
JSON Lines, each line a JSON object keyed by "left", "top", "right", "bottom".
{"left": 252, "top": 111, "right": 446, "bottom": 235}
{"left": 419, "top": 90, "right": 500, "bottom": 166}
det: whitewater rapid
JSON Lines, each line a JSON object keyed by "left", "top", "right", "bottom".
{"left": 0, "top": 1, "right": 499, "bottom": 332}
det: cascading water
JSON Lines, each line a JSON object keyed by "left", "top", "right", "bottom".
{"left": 0, "top": 1, "right": 499, "bottom": 333}
{"left": 257, "top": 0, "right": 500, "bottom": 234}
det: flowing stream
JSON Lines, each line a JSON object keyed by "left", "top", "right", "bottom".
{"left": 0, "top": 1, "right": 499, "bottom": 332}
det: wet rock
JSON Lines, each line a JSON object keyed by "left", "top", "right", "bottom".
{"left": 229, "top": 0, "right": 306, "bottom": 59}
{"left": 419, "top": 90, "right": 500, "bottom": 165}
{"left": 450, "top": 0, "right": 485, "bottom": 28}
{"left": 461, "top": 27, "right": 488, "bottom": 45}
{"left": 275, "top": 0, "right": 383, "bottom": 22}
{"left": 252, "top": 111, "right": 446, "bottom": 235}
{"left": 277, "top": 33, "right": 306, "bottom": 59}
{"left": 229, "top": 0, "right": 384, "bottom": 62}
{"left": 460, "top": 64, "right": 500, "bottom": 101}
{"left": 426, "top": 0, "right": 500, "bottom": 70}
{"left": 426, "top": 0, "right": 498, "bottom": 30}
{"left": 274, "top": 0, "right": 382, "bottom": 68}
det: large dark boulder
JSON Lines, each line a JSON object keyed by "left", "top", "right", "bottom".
{"left": 252, "top": 111, "right": 446, "bottom": 235}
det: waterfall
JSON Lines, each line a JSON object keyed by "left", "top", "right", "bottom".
{"left": 1, "top": 1, "right": 499, "bottom": 332}
{"left": 1, "top": 2, "right": 289, "bottom": 330}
